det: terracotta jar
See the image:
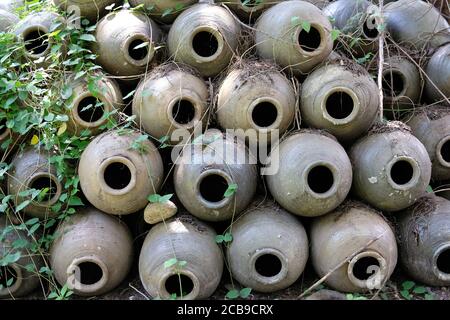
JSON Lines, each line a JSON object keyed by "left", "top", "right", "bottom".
{"left": 425, "top": 43, "right": 450, "bottom": 104}
{"left": 93, "top": 10, "right": 162, "bottom": 77}
{"left": 0, "top": 216, "right": 44, "bottom": 298}
{"left": 53, "top": 0, "right": 121, "bottom": 22}
{"left": 50, "top": 207, "right": 133, "bottom": 296}
{"left": 0, "top": 9, "right": 18, "bottom": 32}
{"left": 311, "top": 201, "right": 398, "bottom": 293}
{"left": 349, "top": 122, "right": 432, "bottom": 212}
{"left": 139, "top": 215, "right": 223, "bottom": 299}
{"left": 255, "top": 0, "right": 333, "bottom": 75}
{"left": 266, "top": 130, "right": 352, "bottom": 217}
{"left": 226, "top": 201, "right": 309, "bottom": 293}
{"left": 168, "top": 3, "right": 241, "bottom": 77}
{"left": 132, "top": 64, "right": 209, "bottom": 144}
{"left": 78, "top": 130, "right": 164, "bottom": 215}
{"left": 8, "top": 147, "right": 63, "bottom": 219}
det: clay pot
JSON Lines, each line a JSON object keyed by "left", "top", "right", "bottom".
{"left": 8, "top": 148, "right": 63, "bottom": 219}
{"left": 132, "top": 64, "right": 209, "bottom": 144}
{"left": 53, "top": 0, "right": 121, "bottom": 22}
{"left": 324, "top": 0, "right": 379, "bottom": 56}
{"left": 167, "top": 3, "right": 241, "bottom": 77}
{"left": 93, "top": 10, "right": 162, "bottom": 77}
{"left": 226, "top": 201, "right": 309, "bottom": 293}
{"left": 266, "top": 130, "right": 352, "bottom": 217}
{"left": 65, "top": 73, "right": 123, "bottom": 135}
{"left": 311, "top": 201, "right": 398, "bottom": 293}
{"left": 255, "top": 1, "right": 333, "bottom": 75}
{"left": 173, "top": 129, "right": 258, "bottom": 222}
{"left": 216, "top": 61, "right": 296, "bottom": 144}
{"left": 78, "top": 130, "right": 164, "bottom": 215}
{"left": 349, "top": 122, "right": 432, "bottom": 212}
{"left": 300, "top": 60, "right": 379, "bottom": 142}
{"left": 381, "top": 55, "right": 421, "bottom": 114}
{"left": 14, "top": 11, "right": 66, "bottom": 63}
{"left": 0, "top": 9, "right": 18, "bottom": 32}
{"left": 50, "top": 207, "right": 133, "bottom": 296}
{"left": 397, "top": 195, "right": 450, "bottom": 286}
{"left": 139, "top": 215, "right": 223, "bottom": 299}
{"left": 0, "top": 0, "right": 23, "bottom": 12}
{"left": 405, "top": 107, "right": 450, "bottom": 181}
{"left": 425, "top": 43, "right": 450, "bottom": 104}
{"left": 0, "top": 216, "right": 44, "bottom": 298}
{"left": 385, "top": 0, "right": 450, "bottom": 51}
{"left": 129, "top": 0, "right": 197, "bottom": 23}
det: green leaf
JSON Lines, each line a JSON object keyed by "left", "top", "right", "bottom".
{"left": 68, "top": 196, "right": 84, "bottom": 206}
{"left": 47, "top": 291, "right": 59, "bottom": 299}
{"left": 164, "top": 258, "right": 178, "bottom": 268}
{"left": 79, "top": 34, "right": 96, "bottom": 42}
{"left": 133, "top": 41, "right": 149, "bottom": 50}
{"left": 226, "top": 289, "right": 240, "bottom": 299}
{"left": 331, "top": 29, "right": 340, "bottom": 41}
{"left": 0, "top": 251, "right": 21, "bottom": 266}
{"left": 223, "top": 232, "right": 233, "bottom": 242}
{"left": 27, "top": 223, "right": 40, "bottom": 236}
{"left": 215, "top": 235, "right": 224, "bottom": 243}
{"left": 426, "top": 185, "right": 433, "bottom": 193}
{"left": 425, "top": 293, "right": 434, "bottom": 300}
{"left": 123, "top": 90, "right": 136, "bottom": 100}
{"left": 105, "top": 3, "right": 116, "bottom": 10}
{"left": 400, "top": 290, "right": 411, "bottom": 300}
{"left": 291, "top": 16, "right": 300, "bottom": 26}
{"left": 148, "top": 194, "right": 160, "bottom": 203}
{"left": 413, "top": 286, "right": 427, "bottom": 294}
{"left": 12, "top": 238, "right": 28, "bottom": 249}
{"left": 161, "top": 8, "right": 173, "bottom": 17}
{"left": 61, "top": 85, "right": 73, "bottom": 100}
{"left": 224, "top": 184, "right": 238, "bottom": 198}
{"left": 402, "top": 281, "right": 415, "bottom": 291}
{"left": 25, "top": 218, "right": 40, "bottom": 226}
{"left": 159, "top": 194, "right": 173, "bottom": 203}
{"left": 301, "top": 21, "right": 311, "bottom": 33}
{"left": 346, "top": 294, "right": 354, "bottom": 300}
{"left": 240, "top": 287, "right": 252, "bottom": 298}
{"left": 177, "top": 260, "right": 187, "bottom": 267}
{"left": 15, "top": 200, "right": 31, "bottom": 212}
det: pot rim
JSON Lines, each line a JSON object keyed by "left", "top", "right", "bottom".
{"left": 26, "top": 171, "right": 62, "bottom": 207}
{"left": 302, "top": 161, "right": 340, "bottom": 199}
{"left": 294, "top": 22, "right": 328, "bottom": 57}
{"left": 188, "top": 25, "right": 225, "bottom": 63}
{"left": 247, "top": 96, "right": 284, "bottom": 132}
{"left": 98, "top": 156, "right": 138, "bottom": 196}
{"left": 20, "top": 24, "right": 51, "bottom": 60}
{"left": 195, "top": 169, "right": 234, "bottom": 210}
{"left": 249, "top": 247, "right": 289, "bottom": 286}
{"left": 432, "top": 242, "right": 450, "bottom": 282}
{"left": 71, "top": 90, "right": 112, "bottom": 129}
{"left": 121, "top": 32, "right": 155, "bottom": 67}
{"left": 436, "top": 135, "right": 450, "bottom": 168}
{"left": 158, "top": 269, "right": 201, "bottom": 300}
{"left": 382, "top": 68, "right": 408, "bottom": 101}
{"left": 0, "top": 263, "right": 23, "bottom": 297}
{"left": 386, "top": 156, "right": 421, "bottom": 191}
{"left": 66, "top": 255, "right": 109, "bottom": 295}
{"left": 347, "top": 250, "right": 388, "bottom": 290}
{"left": 167, "top": 94, "right": 203, "bottom": 130}
{"left": 320, "top": 86, "right": 361, "bottom": 126}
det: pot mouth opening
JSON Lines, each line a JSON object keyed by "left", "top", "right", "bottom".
{"left": 250, "top": 248, "right": 288, "bottom": 284}
{"left": 323, "top": 89, "right": 359, "bottom": 124}
{"left": 305, "top": 162, "right": 338, "bottom": 198}
{"left": 67, "top": 256, "right": 109, "bottom": 294}
{"left": 27, "top": 172, "right": 62, "bottom": 205}
{"left": 433, "top": 244, "right": 450, "bottom": 281}
{"left": 0, "top": 118, "right": 10, "bottom": 140}
{"left": 0, "top": 265, "right": 22, "bottom": 295}
{"left": 382, "top": 70, "right": 406, "bottom": 98}
{"left": 196, "top": 170, "right": 233, "bottom": 208}
{"left": 387, "top": 157, "right": 420, "bottom": 190}
{"left": 248, "top": 98, "right": 281, "bottom": 130}
{"left": 362, "top": 15, "right": 379, "bottom": 39}
{"left": 160, "top": 270, "right": 200, "bottom": 299}
{"left": 190, "top": 27, "right": 224, "bottom": 62}
{"left": 436, "top": 136, "right": 450, "bottom": 168}
{"left": 74, "top": 95, "right": 106, "bottom": 126}
{"left": 124, "top": 34, "right": 153, "bottom": 66}
{"left": 297, "top": 24, "right": 323, "bottom": 54}
{"left": 347, "top": 251, "right": 387, "bottom": 289}
{"left": 99, "top": 156, "right": 137, "bottom": 195}
{"left": 168, "top": 97, "right": 199, "bottom": 128}
{"left": 22, "top": 26, "right": 49, "bottom": 57}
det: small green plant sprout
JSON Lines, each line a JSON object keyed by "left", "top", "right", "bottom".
{"left": 130, "top": 134, "right": 150, "bottom": 154}
{"left": 224, "top": 184, "right": 238, "bottom": 198}
{"left": 148, "top": 193, "right": 173, "bottom": 204}
{"left": 291, "top": 16, "right": 311, "bottom": 33}
{"left": 241, "top": 0, "right": 263, "bottom": 7}
{"left": 400, "top": 281, "right": 434, "bottom": 300}
{"left": 331, "top": 29, "right": 341, "bottom": 42}
{"left": 226, "top": 286, "right": 252, "bottom": 300}
{"left": 47, "top": 283, "right": 73, "bottom": 300}
{"left": 164, "top": 257, "right": 187, "bottom": 270}
{"left": 346, "top": 293, "right": 368, "bottom": 300}
{"left": 215, "top": 232, "right": 233, "bottom": 244}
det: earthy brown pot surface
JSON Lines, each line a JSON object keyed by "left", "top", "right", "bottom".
{"left": 8, "top": 147, "right": 63, "bottom": 219}
{"left": 311, "top": 201, "right": 398, "bottom": 293}
{"left": 397, "top": 195, "right": 450, "bottom": 286}
{"left": 226, "top": 201, "right": 309, "bottom": 293}
{"left": 300, "top": 60, "right": 379, "bottom": 142}
{"left": 385, "top": 0, "right": 450, "bottom": 51}
{"left": 266, "top": 130, "right": 353, "bottom": 217}
{"left": 350, "top": 122, "right": 432, "bottom": 212}
{"left": 255, "top": 0, "right": 333, "bottom": 75}
{"left": 0, "top": 9, "right": 18, "bottom": 32}
{"left": 217, "top": 60, "right": 296, "bottom": 144}
{"left": 93, "top": 9, "right": 162, "bottom": 77}
{"left": 168, "top": 3, "right": 241, "bottom": 77}
{"left": 0, "top": 216, "right": 44, "bottom": 298}
{"left": 173, "top": 129, "right": 258, "bottom": 222}
{"left": 139, "top": 214, "right": 223, "bottom": 300}
{"left": 13, "top": 11, "right": 66, "bottom": 64}
{"left": 65, "top": 73, "right": 124, "bottom": 135}
{"left": 132, "top": 63, "right": 209, "bottom": 144}
{"left": 78, "top": 130, "right": 164, "bottom": 215}
{"left": 53, "top": 0, "right": 121, "bottom": 22}
{"left": 50, "top": 207, "right": 134, "bottom": 296}
{"left": 129, "top": 0, "right": 197, "bottom": 23}
{"left": 405, "top": 106, "right": 450, "bottom": 181}
{"left": 425, "top": 43, "right": 450, "bottom": 105}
